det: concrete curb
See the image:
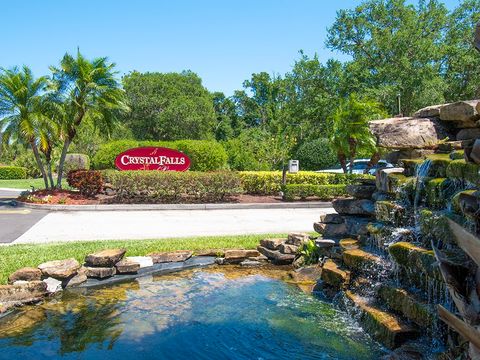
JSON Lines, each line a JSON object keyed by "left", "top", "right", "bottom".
{"left": 14, "top": 200, "right": 333, "bottom": 212}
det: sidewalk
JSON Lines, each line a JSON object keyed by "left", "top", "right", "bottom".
{"left": 12, "top": 207, "right": 333, "bottom": 244}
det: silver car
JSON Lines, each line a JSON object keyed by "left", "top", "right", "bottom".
{"left": 316, "top": 159, "right": 394, "bottom": 175}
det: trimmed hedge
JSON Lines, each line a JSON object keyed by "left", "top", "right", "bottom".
{"left": 239, "top": 171, "right": 373, "bottom": 195}
{"left": 0, "top": 166, "right": 27, "bottom": 180}
{"left": 283, "top": 184, "right": 348, "bottom": 201}
{"left": 92, "top": 140, "right": 227, "bottom": 171}
{"left": 104, "top": 170, "right": 242, "bottom": 203}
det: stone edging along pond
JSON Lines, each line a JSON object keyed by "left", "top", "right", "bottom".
{"left": 13, "top": 200, "right": 332, "bottom": 211}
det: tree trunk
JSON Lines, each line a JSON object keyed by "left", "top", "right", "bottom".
{"left": 337, "top": 151, "right": 348, "bottom": 173}
{"left": 46, "top": 160, "right": 55, "bottom": 189}
{"left": 364, "top": 152, "right": 381, "bottom": 174}
{"left": 30, "top": 141, "right": 49, "bottom": 190}
{"left": 348, "top": 138, "right": 357, "bottom": 174}
{"left": 56, "top": 138, "right": 71, "bottom": 189}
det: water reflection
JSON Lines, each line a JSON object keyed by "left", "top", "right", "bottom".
{"left": 0, "top": 266, "right": 385, "bottom": 359}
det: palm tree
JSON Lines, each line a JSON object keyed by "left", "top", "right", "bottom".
{"left": 329, "top": 94, "right": 386, "bottom": 173}
{"left": 50, "top": 50, "right": 128, "bottom": 188}
{"left": 0, "top": 66, "right": 51, "bottom": 188}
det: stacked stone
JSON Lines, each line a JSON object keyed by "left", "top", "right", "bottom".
{"left": 369, "top": 100, "right": 480, "bottom": 163}
{"left": 313, "top": 179, "right": 376, "bottom": 240}
{"left": 257, "top": 232, "right": 310, "bottom": 265}
{"left": 84, "top": 248, "right": 138, "bottom": 279}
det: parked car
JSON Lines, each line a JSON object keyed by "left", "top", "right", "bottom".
{"left": 316, "top": 158, "right": 394, "bottom": 175}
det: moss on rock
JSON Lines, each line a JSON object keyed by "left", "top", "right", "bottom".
{"left": 320, "top": 259, "right": 350, "bottom": 289}
{"left": 375, "top": 201, "right": 406, "bottom": 226}
{"left": 339, "top": 238, "right": 360, "bottom": 251}
{"left": 425, "top": 178, "right": 448, "bottom": 209}
{"left": 388, "top": 242, "right": 441, "bottom": 290}
{"left": 446, "top": 159, "right": 480, "bottom": 186}
{"left": 378, "top": 285, "right": 434, "bottom": 328}
{"left": 343, "top": 249, "right": 380, "bottom": 271}
{"left": 345, "top": 291, "right": 418, "bottom": 349}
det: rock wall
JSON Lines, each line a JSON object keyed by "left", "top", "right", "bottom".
{"left": 314, "top": 101, "right": 480, "bottom": 358}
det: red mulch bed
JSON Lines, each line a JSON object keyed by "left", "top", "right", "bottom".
{"left": 18, "top": 190, "right": 327, "bottom": 205}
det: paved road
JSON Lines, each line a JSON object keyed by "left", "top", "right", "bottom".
{"left": 12, "top": 207, "right": 333, "bottom": 244}
{"left": 0, "top": 190, "right": 48, "bottom": 244}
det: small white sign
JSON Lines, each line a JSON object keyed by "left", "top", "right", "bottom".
{"left": 288, "top": 160, "right": 299, "bottom": 173}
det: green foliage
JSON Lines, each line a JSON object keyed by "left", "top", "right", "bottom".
{"left": 300, "top": 239, "right": 320, "bottom": 265}
{"left": 328, "top": 94, "right": 386, "bottom": 172}
{"left": 11, "top": 151, "right": 42, "bottom": 178}
{"left": 63, "top": 154, "right": 90, "bottom": 175}
{"left": 67, "top": 170, "right": 104, "bottom": 198}
{"left": 121, "top": 71, "right": 215, "bottom": 141}
{"left": 283, "top": 184, "right": 347, "bottom": 201}
{"left": 174, "top": 140, "right": 227, "bottom": 171}
{"left": 238, "top": 171, "right": 373, "bottom": 195}
{"left": 0, "top": 166, "right": 27, "bottom": 180}
{"left": 92, "top": 140, "right": 227, "bottom": 171}
{"left": 294, "top": 138, "right": 337, "bottom": 171}
{"left": 105, "top": 171, "right": 242, "bottom": 203}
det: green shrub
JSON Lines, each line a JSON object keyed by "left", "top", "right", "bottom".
{"left": 283, "top": 184, "right": 348, "bottom": 201}
{"left": 0, "top": 166, "right": 27, "bottom": 180}
{"left": 67, "top": 170, "right": 103, "bottom": 198}
{"left": 11, "top": 152, "right": 42, "bottom": 178}
{"left": 92, "top": 140, "right": 227, "bottom": 171}
{"left": 63, "top": 153, "right": 90, "bottom": 175}
{"left": 294, "top": 138, "right": 338, "bottom": 171}
{"left": 238, "top": 171, "right": 373, "bottom": 195}
{"left": 106, "top": 171, "right": 242, "bottom": 203}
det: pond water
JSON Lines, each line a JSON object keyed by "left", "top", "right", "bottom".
{"left": 0, "top": 266, "right": 385, "bottom": 360}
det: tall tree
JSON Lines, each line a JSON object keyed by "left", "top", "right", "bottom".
{"left": 50, "top": 50, "right": 128, "bottom": 188}
{"left": 121, "top": 71, "right": 215, "bottom": 141}
{"left": 326, "top": 0, "right": 449, "bottom": 115}
{"left": 0, "top": 66, "right": 50, "bottom": 188}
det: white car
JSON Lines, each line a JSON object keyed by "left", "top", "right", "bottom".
{"left": 316, "top": 159, "right": 394, "bottom": 175}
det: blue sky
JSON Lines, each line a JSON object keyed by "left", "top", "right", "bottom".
{"left": 3, "top": 0, "right": 461, "bottom": 95}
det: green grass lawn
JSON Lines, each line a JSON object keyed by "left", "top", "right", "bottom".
{"left": 0, "top": 178, "right": 47, "bottom": 190}
{"left": 0, "top": 233, "right": 288, "bottom": 284}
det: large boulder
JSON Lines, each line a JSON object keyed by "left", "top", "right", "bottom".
{"left": 320, "top": 213, "right": 344, "bottom": 224}
{"left": 413, "top": 104, "right": 445, "bottom": 118}
{"left": 332, "top": 199, "right": 375, "bottom": 216}
{"left": 8, "top": 268, "right": 42, "bottom": 284}
{"left": 85, "top": 248, "right": 126, "bottom": 267}
{"left": 115, "top": 259, "right": 140, "bottom": 274}
{"left": 38, "top": 258, "right": 81, "bottom": 279}
{"left": 369, "top": 117, "right": 451, "bottom": 149}
{"left": 85, "top": 266, "right": 116, "bottom": 279}
{"left": 257, "top": 246, "right": 296, "bottom": 264}
{"left": 259, "top": 238, "right": 285, "bottom": 251}
{"left": 440, "top": 100, "right": 480, "bottom": 127}
{"left": 286, "top": 232, "right": 310, "bottom": 246}
{"left": 456, "top": 128, "right": 480, "bottom": 141}
{"left": 346, "top": 184, "right": 376, "bottom": 199}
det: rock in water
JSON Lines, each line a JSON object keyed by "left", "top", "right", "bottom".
{"left": 223, "top": 249, "right": 260, "bottom": 264}
{"left": 8, "top": 268, "right": 42, "bottom": 284}
{"left": 115, "top": 259, "right": 140, "bottom": 274}
{"left": 38, "top": 259, "right": 81, "bottom": 279}
{"left": 0, "top": 281, "right": 48, "bottom": 301}
{"left": 43, "top": 277, "right": 63, "bottom": 293}
{"left": 149, "top": 251, "right": 193, "bottom": 264}
{"left": 369, "top": 117, "right": 450, "bottom": 149}
{"left": 85, "top": 248, "right": 127, "bottom": 267}
{"left": 63, "top": 267, "right": 88, "bottom": 287}
{"left": 84, "top": 266, "right": 116, "bottom": 279}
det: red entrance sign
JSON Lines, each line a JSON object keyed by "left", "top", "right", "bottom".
{"left": 115, "top": 147, "right": 191, "bottom": 171}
